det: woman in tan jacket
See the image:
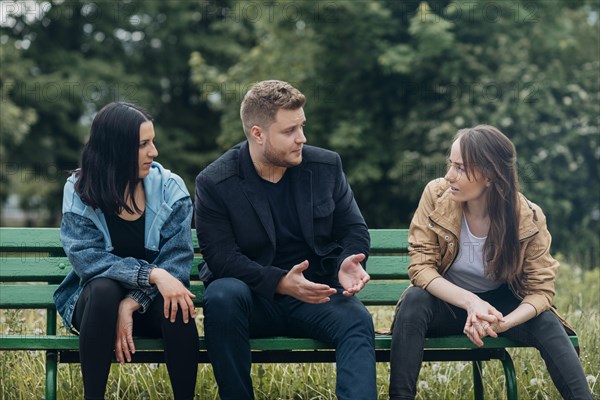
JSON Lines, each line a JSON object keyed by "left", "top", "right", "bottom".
{"left": 389, "top": 125, "right": 591, "bottom": 400}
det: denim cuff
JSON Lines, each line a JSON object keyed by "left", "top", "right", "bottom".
{"left": 128, "top": 291, "right": 152, "bottom": 313}
{"left": 137, "top": 263, "right": 154, "bottom": 289}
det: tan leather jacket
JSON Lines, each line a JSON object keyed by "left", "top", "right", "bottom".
{"left": 408, "top": 178, "right": 573, "bottom": 332}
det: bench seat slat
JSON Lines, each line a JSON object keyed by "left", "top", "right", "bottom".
{"left": 0, "top": 256, "right": 409, "bottom": 282}
{"left": 0, "top": 335, "right": 579, "bottom": 351}
{"left": 0, "top": 282, "right": 410, "bottom": 308}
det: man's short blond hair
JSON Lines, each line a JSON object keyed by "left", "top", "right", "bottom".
{"left": 240, "top": 80, "right": 306, "bottom": 137}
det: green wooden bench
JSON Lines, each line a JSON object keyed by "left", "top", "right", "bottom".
{"left": 0, "top": 227, "right": 578, "bottom": 400}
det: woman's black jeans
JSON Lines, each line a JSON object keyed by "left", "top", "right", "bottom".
{"left": 389, "top": 285, "right": 592, "bottom": 400}
{"left": 72, "top": 278, "right": 199, "bottom": 400}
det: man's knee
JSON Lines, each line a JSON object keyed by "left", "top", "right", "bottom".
{"left": 203, "top": 278, "right": 252, "bottom": 313}
{"left": 335, "top": 298, "right": 375, "bottom": 338}
{"left": 355, "top": 303, "right": 375, "bottom": 332}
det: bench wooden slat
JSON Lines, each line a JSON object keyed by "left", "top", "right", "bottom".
{"left": 0, "top": 281, "right": 409, "bottom": 308}
{"left": 368, "top": 229, "right": 409, "bottom": 253}
{"left": 0, "top": 258, "right": 74, "bottom": 282}
{"left": 367, "top": 256, "right": 409, "bottom": 278}
{"left": 0, "top": 256, "right": 409, "bottom": 282}
{"left": 0, "top": 228, "right": 64, "bottom": 254}
{"left": 0, "top": 284, "right": 58, "bottom": 308}
{"left": 0, "top": 335, "right": 579, "bottom": 351}
{"left": 0, "top": 228, "right": 411, "bottom": 254}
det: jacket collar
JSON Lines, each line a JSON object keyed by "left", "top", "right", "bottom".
{"left": 428, "top": 180, "right": 539, "bottom": 241}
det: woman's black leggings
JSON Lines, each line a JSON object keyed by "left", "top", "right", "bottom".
{"left": 72, "top": 278, "right": 199, "bottom": 400}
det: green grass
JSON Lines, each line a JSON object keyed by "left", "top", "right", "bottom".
{"left": 1, "top": 260, "right": 598, "bottom": 399}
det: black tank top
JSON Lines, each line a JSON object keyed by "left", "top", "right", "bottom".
{"left": 105, "top": 212, "right": 148, "bottom": 261}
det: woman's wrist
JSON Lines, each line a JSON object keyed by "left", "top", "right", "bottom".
{"left": 120, "top": 296, "right": 141, "bottom": 312}
{"left": 462, "top": 291, "right": 481, "bottom": 311}
{"left": 149, "top": 265, "right": 162, "bottom": 285}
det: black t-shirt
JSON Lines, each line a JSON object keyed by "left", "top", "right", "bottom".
{"left": 259, "top": 172, "right": 321, "bottom": 272}
{"left": 105, "top": 212, "right": 149, "bottom": 262}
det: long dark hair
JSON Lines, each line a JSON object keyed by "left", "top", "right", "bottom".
{"left": 455, "top": 125, "right": 520, "bottom": 282}
{"left": 75, "top": 102, "right": 153, "bottom": 215}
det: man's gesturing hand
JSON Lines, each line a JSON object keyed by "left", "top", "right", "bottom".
{"left": 276, "top": 260, "right": 337, "bottom": 303}
{"left": 338, "top": 253, "right": 370, "bottom": 296}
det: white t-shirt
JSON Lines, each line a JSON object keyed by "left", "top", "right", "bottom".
{"left": 445, "top": 214, "right": 502, "bottom": 293}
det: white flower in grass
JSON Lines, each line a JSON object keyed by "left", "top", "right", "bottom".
{"left": 574, "top": 309, "right": 583, "bottom": 318}
{"left": 437, "top": 374, "right": 449, "bottom": 384}
{"left": 432, "top": 363, "right": 441, "bottom": 372}
{"left": 418, "top": 380, "right": 430, "bottom": 390}
{"left": 456, "top": 363, "right": 467, "bottom": 372}
{"left": 586, "top": 375, "right": 597, "bottom": 385}
{"left": 529, "top": 378, "right": 545, "bottom": 386}
{"left": 32, "top": 328, "right": 43, "bottom": 335}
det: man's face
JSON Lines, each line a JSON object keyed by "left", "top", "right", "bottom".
{"left": 261, "top": 107, "right": 306, "bottom": 168}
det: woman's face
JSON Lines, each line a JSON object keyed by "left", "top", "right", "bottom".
{"left": 138, "top": 121, "right": 158, "bottom": 179}
{"left": 444, "top": 139, "right": 490, "bottom": 205}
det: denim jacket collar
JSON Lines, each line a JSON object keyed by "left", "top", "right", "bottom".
{"left": 62, "top": 161, "right": 189, "bottom": 251}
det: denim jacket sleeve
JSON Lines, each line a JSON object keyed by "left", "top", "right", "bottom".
{"left": 127, "top": 198, "right": 194, "bottom": 312}
{"left": 60, "top": 213, "right": 154, "bottom": 293}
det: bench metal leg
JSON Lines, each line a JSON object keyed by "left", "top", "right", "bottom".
{"left": 46, "top": 350, "right": 58, "bottom": 400}
{"left": 46, "top": 307, "right": 57, "bottom": 400}
{"left": 473, "top": 360, "right": 484, "bottom": 400}
{"left": 500, "top": 350, "right": 518, "bottom": 400}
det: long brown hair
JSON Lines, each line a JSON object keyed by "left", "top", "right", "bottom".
{"left": 455, "top": 125, "right": 520, "bottom": 282}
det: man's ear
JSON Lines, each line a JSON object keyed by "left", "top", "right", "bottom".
{"left": 250, "top": 125, "right": 264, "bottom": 144}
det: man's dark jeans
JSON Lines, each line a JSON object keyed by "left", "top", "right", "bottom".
{"left": 203, "top": 277, "right": 377, "bottom": 400}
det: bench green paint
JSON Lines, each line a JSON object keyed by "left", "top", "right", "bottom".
{"left": 0, "top": 227, "right": 578, "bottom": 400}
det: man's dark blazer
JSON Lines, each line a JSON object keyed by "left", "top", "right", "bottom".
{"left": 194, "top": 141, "right": 370, "bottom": 299}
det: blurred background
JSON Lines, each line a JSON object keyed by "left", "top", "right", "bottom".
{"left": 1, "top": 0, "right": 598, "bottom": 268}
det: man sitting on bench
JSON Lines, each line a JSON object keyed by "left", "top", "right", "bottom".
{"left": 194, "top": 80, "right": 377, "bottom": 400}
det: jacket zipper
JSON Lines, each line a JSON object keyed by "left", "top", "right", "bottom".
{"left": 428, "top": 216, "right": 460, "bottom": 275}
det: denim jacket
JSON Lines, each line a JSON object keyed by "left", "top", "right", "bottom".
{"left": 53, "top": 162, "right": 194, "bottom": 332}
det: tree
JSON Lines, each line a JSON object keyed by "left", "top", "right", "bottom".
{"left": 190, "top": 0, "right": 599, "bottom": 265}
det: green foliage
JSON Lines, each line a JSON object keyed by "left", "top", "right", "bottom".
{"left": 1, "top": 0, "right": 598, "bottom": 266}
{"left": 189, "top": 0, "right": 599, "bottom": 266}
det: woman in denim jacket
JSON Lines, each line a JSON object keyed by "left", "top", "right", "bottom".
{"left": 54, "top": 102, "right": 198, "bottom": 400}
{"left": 389, "top": 125, "right": 591, "bottom": 400}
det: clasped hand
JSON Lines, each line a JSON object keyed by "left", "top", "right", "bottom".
{"left": 463, "top": 297, "right": 505, "bottom": 347}
{"left": 276, "top": 254, "right": 370, "bottom": 303}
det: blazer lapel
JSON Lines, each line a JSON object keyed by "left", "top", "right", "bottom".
{"left": 239, "top": 142, "right": 276, "bottom": 248}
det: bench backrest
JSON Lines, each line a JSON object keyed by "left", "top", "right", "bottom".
{"left": 0, "top": 228, "right": 410, "bottom": 308}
